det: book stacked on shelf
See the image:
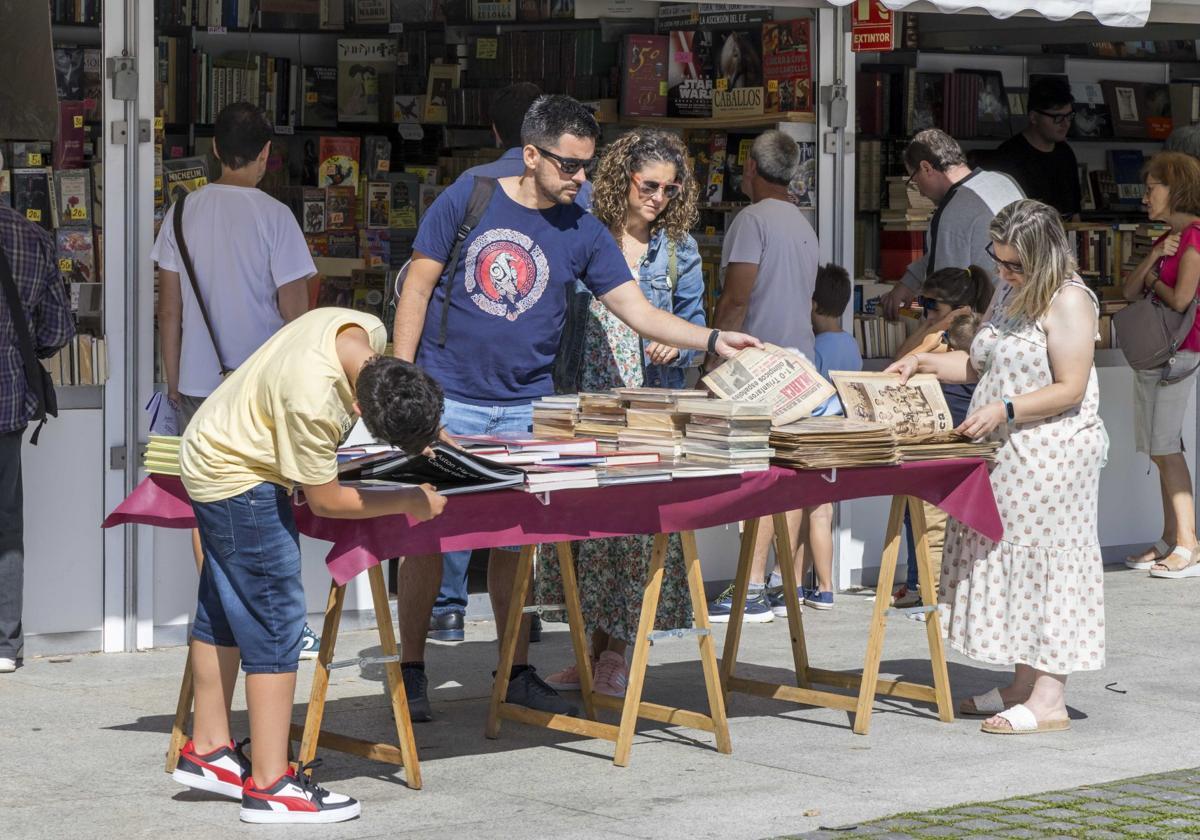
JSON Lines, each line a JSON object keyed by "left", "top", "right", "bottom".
{"left": 676, "top": 399, "right": 774, "bottom": 472}
{"left": 769, "top": 418, "right": 899, "bottom": 469}
{"left": 575, "top": 392, "right": 626, "bottom": 446}
{"left": 532, "top": 395, "right": 580, "bottom": 438}
{"left": 881, "top": 176, "right": 933, "bottom": 232}
{"left": 520, "top": 463, "right": 601, "bottom": 493}
{"left": 852, "top": 312, "right": 911, "bottom": 360}
{"left": 143, "top": 435, "right": 182, "bottom": 477}
{"left": 614, "top": 387, "right": 694, "bottom": 458}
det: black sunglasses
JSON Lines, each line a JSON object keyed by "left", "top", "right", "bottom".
{"left": 986, "top": 241, "right": 1025, "bottom": 275}
{"left": 535, "top": 146, "right": 595, "bottom": 176}
{"left": 918, "top": 295, "right": 939, "bottom": 313}
{"left": 1033, "top": 109, "right": 1075, "bottom": 125}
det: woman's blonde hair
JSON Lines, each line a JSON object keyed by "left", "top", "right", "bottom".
{"left": 988, "top": 199, "right": 1077, "bottom": 321}
{"left": 590, "top": 129, "right": 699, "bottom": 242}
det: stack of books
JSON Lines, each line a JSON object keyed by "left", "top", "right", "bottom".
{"left": 575, "top": 392, "right": 627, "bottom": 447}
{"left": 143, "top": 435, "right": 182, "bottom": 476}
{"left": 769, "top": 418, "right": 899, "bottom": 469}
{"left": 677, "top": 399, "right": 774, "bottom": 472}
{"left": 881, "top": 176, "right": 934, "bottom": 232}
{"left": 615, "top": 388, "right": 694, "bottom": 459}
{"left": 897, "top": 438, "right": 1001, "bottom": 463}
{"left": 531, "top": 395, "right": 580, "bottom": 438}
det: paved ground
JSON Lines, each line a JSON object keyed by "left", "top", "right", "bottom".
{"left": 784, "top": 768, "right": 1200, "bottom": 839}
{"left": 1, "top": 565, "right": 1199, "bottom": 840}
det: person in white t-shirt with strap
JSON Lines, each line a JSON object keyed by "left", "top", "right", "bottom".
{"left": 150, "top": 102, "right": 320, "bottom": 653}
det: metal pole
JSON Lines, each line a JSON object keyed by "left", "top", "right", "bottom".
{"left": 122, "top": 0, "right": 140, "bottom": 652}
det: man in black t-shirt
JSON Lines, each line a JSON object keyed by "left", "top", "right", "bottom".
{"left": 992, "top": 76, "right": 1081, "bottom": 218}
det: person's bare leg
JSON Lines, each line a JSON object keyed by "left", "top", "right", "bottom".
{"left": 590, "top": 629, "right": 610, "bottom": 662}
{"left": 605, "top": 636, "right": 628, "bottom": 656}
{"left": 1158, "top": 452, "right": 1197, "bottom": 548}
{"left": 245, "top": 672, "right": 298, "bottom": 786}
{"left": 190, "top": 640, "right": 241, "bottom": 753}
{"left": 748, "top": 516, "right": 774, "bottom": 585}
{"left": 983, "top": 669, "right": 1067, "bottom": 729}
{"left": 805, "top": 503, "right": 835, "bottom": 592}
{"left": 488, "top": 548, "right": 530, "bottom": 666}
{"left": 191, "top": 529, "right": 204, "bottom": 575}
{"left": 398, "top": 554, "right": 441, "bottom": 664}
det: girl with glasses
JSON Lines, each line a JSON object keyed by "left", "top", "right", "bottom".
{"left": 541, "top": 130, "right": 707, "bottom": 697}
{"left": 887, "top": 199, "right": 1108, "bottom": 735}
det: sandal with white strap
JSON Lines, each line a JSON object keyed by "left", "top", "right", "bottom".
{"left": 1149, "top": 545, "right": 1200, "bottom": 579}
{"left": 958, "top": 687, "right": 1006, "bottom": 717}
{"left": 1125, "top": 539, "right": 1170, "bottom": 570}
{"left": 980, "top": 703, "right": 1070, "bottom": 735}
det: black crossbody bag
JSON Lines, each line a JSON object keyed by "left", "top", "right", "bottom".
{"left": 0, "top": 241, "right": 57, "bottom": 444}
{"left": 173, "top": 192, "right": 234, "bottom": 377}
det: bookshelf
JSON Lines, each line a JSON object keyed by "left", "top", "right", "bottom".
{"left": 620, "top": 111, "right": 815, "bottom": 130}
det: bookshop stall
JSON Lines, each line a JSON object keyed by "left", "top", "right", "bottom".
{"left": 20, "top": 0, "right": 1200, "bottom": 654}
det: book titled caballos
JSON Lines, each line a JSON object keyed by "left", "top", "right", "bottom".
{"left": 338, "top": 443, "right": 525, "bottom": 495}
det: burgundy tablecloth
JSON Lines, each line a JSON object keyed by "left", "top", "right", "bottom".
{"left": 103, "top": 461, "right": 1001, "bottom": 585}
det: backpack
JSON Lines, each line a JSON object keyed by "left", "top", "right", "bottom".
{"left": 387, "top": 176, "right": 498, "bottom": 347}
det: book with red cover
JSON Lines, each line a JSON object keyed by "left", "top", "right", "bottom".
{"left": 55, "top": 101, "right": 87, "bottom": 170}
{"left": 620, "top": 34, "right": 669, "bottom": 118}
{"left": 318, "top": 136, "right": 361, "bottom": 192}
{"left": 762, "top": 20, "right": 812, "bottom": 114}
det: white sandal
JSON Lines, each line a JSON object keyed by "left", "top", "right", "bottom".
{"left": 1149, "top": 545, "right": 1200, "bottom": 579}
{"left": 980, "top": 703, "right": 1070, "bottom": 735}
{"left": 958, "top": 687, "right": 1005, "bottom": 717}
{"left": 1125, "top": 539, "right": 1169, "bottom": 570}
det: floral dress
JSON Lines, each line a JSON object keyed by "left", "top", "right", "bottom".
{"left": 939, "top": 277, "right": 1108, "bottom": 674}
{"left": 536, "top": 275, "right": 693, "bottom": 641}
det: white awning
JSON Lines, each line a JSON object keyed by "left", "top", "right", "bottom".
{"left": 822, "top": 0, "right": 1150, "bottom": 27}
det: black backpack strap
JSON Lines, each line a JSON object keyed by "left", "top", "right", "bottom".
{"left": 0, "top": 239, "right": 54, "bottom": 443}
{"left": 173, "top": 192, "right": 233, "bottom": 376}
{"left": 437, "top": 176, "right": 498, "bottom": 347}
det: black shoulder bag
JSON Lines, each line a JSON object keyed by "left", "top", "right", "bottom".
{"left": 173, "top": 192, "right": 233, "bottom": 378}
{"left": 434, "top": 176, "right": 497, "bottom": 347}
{"left": 0, "top": 241, "right": 58, "bottom": 444}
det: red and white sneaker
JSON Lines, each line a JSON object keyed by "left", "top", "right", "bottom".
{"left": 240, "top": 761, "right": 361, "bottom": 824}
{"left": 172, "top": 738, "right": 250, "bottom": 800}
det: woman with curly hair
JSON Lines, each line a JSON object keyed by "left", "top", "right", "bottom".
{"left": 542, "top": 129, "right": 707, "bottom": 697}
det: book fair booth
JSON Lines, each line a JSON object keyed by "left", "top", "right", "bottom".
{"left": 8, "top": 0, "right": 1200, "bottom": 691}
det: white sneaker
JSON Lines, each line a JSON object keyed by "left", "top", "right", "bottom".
{"left": 0, "top": 658, "right": 16, "bottom": 673}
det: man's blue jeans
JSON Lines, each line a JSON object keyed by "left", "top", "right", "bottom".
{"left": 433, "top": 397, "right": 534, "bottom": 616}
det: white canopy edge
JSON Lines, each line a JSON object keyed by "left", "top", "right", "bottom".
{"left": 821, "top": 0, "right": 1150, "bottom": 27}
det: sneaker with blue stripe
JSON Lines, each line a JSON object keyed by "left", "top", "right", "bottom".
{"left": 708, "top": 584, "right": 775, "bottom": 623}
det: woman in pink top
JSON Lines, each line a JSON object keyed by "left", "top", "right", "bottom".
{"left": 1122, "top": 152, "right": 1200, "bottom": 579}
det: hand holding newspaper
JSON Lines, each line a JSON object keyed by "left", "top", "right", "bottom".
{"left": 829, "top": 371, "right": 955, "bottom": 443}
{"left": 701, "top": 344, "right": 836, "bottom": 426}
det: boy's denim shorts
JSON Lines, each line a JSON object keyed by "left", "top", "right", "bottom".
{"left": 190, "top": 482, "right": 305, "bottom": 674}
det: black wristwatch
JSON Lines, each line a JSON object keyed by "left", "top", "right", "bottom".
{"left": 1002, "top": 396, "right": 1016, "bottom": 423}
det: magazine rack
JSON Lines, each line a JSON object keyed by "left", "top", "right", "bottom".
{"left": 719, "top": 495, "right": 955, "bottom": 734}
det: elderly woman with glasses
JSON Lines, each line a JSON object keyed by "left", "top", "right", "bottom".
{"left": 540, "top": 129, "right": 706, "bottom": 697}
{"left": 888, "top": 199, "right": 1107, "bottom": 735}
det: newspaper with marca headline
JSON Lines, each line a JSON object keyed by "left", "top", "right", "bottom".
{"left": 701, "top": 344, "right": 836, "bottom": 425}
{"left": 829, "top": 371, "right": 955, "bottom": 443}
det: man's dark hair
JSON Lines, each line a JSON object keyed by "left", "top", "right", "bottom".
{"left": 355, "top": 357, "right": 445, "bottom": 455}
{"left": 903, "top": 128, "right": 966, "bottom": 173}
{"left": 213, "top": 102, "right": 272, "bottom": 170}
{"left": 521, "top": 94, "right": 601, "bottom": 148}
{"left": 1028, "top": 75, "right": 1074, "bottom": 113}
{"left": 492, "top": 82, "right": 543, "bottom": 148}
{"left": 813, "top": 263, "right": 851, "bottom": 317}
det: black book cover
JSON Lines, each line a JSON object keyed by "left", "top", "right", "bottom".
{"left": 339, "top": 443, "right": 525, "bottom": 495}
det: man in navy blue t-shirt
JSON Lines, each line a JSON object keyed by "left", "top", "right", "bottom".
{"left": 392, "top": 95, "right": 759, "bottom": 719}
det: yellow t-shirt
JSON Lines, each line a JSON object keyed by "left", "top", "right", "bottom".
{"left": 180, "top": 308, "right": 387, "bottom": 503}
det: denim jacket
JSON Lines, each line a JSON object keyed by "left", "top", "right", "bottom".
{"left": 554, "top": 229, "right": 706, "bottom": 392}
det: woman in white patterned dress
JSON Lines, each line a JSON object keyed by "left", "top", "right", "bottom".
{"left": 888, "top": 199, "right": 1107, "bottom": 734}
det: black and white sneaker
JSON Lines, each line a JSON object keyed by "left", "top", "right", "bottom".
{"left": 240, "top": 760, "right": 360, "bottom": 824}
{"left": 172, "top": 738, "right": 250, "bottom": 800}
{"left": 298, "top": 623, "right": 321, "bottom": 660}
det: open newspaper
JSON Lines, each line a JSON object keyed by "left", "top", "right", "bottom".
{"left": 829, "top": 372, "right": 955, "bottom": 443}
{"left": 701, "top": 343, "right": 836, "bottom": 426}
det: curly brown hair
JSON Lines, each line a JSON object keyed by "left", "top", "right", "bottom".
{"left": 589, "top": 129, "right": 699, "bottom": 242}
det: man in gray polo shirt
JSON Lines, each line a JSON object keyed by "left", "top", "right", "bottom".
{"left": 705, "top": 128, "right": 820, "bottom": 623}
{"left": 881, "top": 128, "right": 1024, "bottom": 319}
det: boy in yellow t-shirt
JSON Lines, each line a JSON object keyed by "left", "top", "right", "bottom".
{"left": 174, "top": 308, "right": 446, "bottom": 825}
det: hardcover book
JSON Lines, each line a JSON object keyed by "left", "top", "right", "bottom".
{"left": 712, "top": 29, "right": 764, "bottom": 119}
{"left": 163, "top": 157, "right": 209, "bottom": 207}
{"left": 1108, "top": 149, "right": 1147, "bottom": 205}
{"left": 1070, "top": 81, "right": 1112, "bottom": 139}
{"left": 327, "top": 231, "right": 359, "bottom": 257}
{"left": 366, "top": 181, "right": 392, "bottom": 229}
{"left": 761, "top": 19, "right": 812, "bottom": 114}
{"left": 910, "top": 72, "right": 945, "bottom": 134}
{"left": 667, "top": 29, "right": 714, "bottom": 119}
{"left": 54, "top": 168, "right": 92, "bottom": 228}
{"left": 56, "top": 228, "right": 96, "bottom": 284}
{"left": 302, "top": 187, "right": 326, "bottom": 233}
{"left": 53, "top": 46, "right": 83, "bottom": 100}
{"left": 318, "top": 136, "right": 361, "bottom": 192}
{"left": 970, "top": 70, "right": 1011, "bottom": 139}
{"left": 13, "top": 168, "right": 54, "bottom": 231}
{"left": 352, "top": 0, "right": 391, "bottom": 23}
{"left": 363, "top": 135, "right": 392, "bottom": 179}
{"left": 301, "top": 66, "right": 338, "bottom": 128}
{"left": 55, "top": 101, "right": 87, "bottom": 170}
{"left": 620, "top": 34, "right": 669, "bottom": 118}
{"left": 1102, "top": 80, "right": 1148, "bottom": 139}
{"left": 423, "top": 64, "right": 461, "bottom": 123}
{"left": 336, "top": 39, "right": 398, "bottom": 123}
{"left": 470, "top": 0, "right": 517, "bottom": 21}
{"left": 325, "top": 185, "right": 357, "bottom": 231}
{"left": 1143, "top": 83, "right": 1173, "bottom": 140}
{"left": 387, "top": 171, "right": 420, "bottom": 228}
{"left": 82, "top": 49, "right": 102, "bottom": 121}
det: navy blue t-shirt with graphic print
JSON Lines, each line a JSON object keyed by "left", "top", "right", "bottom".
{"left": 413, "top": 176, "right": 629, "bottom": 405}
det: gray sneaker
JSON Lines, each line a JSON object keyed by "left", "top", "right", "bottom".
{"left": 504, "top": 666, "right": 579, "bottom": 717}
